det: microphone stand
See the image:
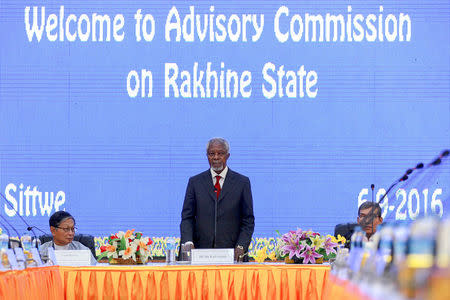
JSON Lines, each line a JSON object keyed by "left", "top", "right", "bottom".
{"left": 0, "top": 214, "right": 21, "bottom": 248}
{"left": 377, "top": 163, "right": 424, "bottom": 205}
{"left": 0, "top": 192, "right": 46, "bottom": 249}
{"left": 0, "top": 220, "right": 13, "bottom": 248}
{"left": 377, "top": 174, "right": 408, "bottom": 205}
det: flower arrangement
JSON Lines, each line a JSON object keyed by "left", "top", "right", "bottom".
{"left": 276, "top": 229, "right": 345, "bottom": 264}
{"left": 97, "top": 229, "right": 153, "bottom": 264}
{"left": 253, "top": 246, "right": 277, "bottom": 263}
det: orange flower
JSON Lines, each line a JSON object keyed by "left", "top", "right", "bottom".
{"left": 124, "top": 229, "right": 135, "bottom": 239}
{"left": 139, "top": 241, "right": 149, "bottom": 252}
{"left": 121, "top": 246, "right": 135, "bottom": 259}
{"left": 106, "top": 245, "right": 116, "bottom": 252}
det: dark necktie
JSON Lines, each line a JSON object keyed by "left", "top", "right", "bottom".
{"left": 214, "top": 175, "right": 221, "bottom": 200}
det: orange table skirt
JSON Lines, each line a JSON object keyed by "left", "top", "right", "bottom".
{"left": 60, "top": 264, "right": 330, "bottom": 300}
{"left": 0, "top": 266, "right": 63, "bottom": 299}
{"left": 323, "top": 274, "right": 369, "bottom": 300}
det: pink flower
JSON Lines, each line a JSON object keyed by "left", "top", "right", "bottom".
{"left": 323, "top": 237, "right": 338, "bottom": 255}
{"left": 281, "top": 231, "right": 305, "bottom": 259}
{"left": 299, "top": 245, "right": 322, "bottom": 264}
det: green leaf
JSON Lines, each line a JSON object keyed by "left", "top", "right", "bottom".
{"left": 317, "top": 248, "right": 326, "bottom": 256}
{"left": 119, "top": 237, "right": 126, "bottom": 251}
{"left": 97, "top": 252, "right": 109, "bottom": 260}
{"left": 109, "top": 238, "right": 120, "bottom": 244}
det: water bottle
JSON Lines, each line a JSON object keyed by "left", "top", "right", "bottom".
{"left": 166, "top": 237, "right": 176, "bottom": 264}
{"left": 348, "top": 226, "right": 364, "bottom": 275}
{"left": 436, "top": 218, "right": 450, "bottom": 269}
{"left": 0, "top": 233, "right": 9, "bottom": 250}
{"left": 375, "top": 224, "right": 394, "bottom": 276}
{"left": 350, "top": 226, "right": 364, "bottom": 250}
{"left": 399, "top": 217, "right": 438, "bottom": 299}
{"left": 21, "top": 233, "right": 32, "bottom": 251}
{"left": 393, "top": 222, "right": 410, "bottom": 266}
{"left": 32, "top": 237, "right": 41, "bottom": 250}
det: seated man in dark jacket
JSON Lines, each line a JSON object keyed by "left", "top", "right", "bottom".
{"left": 335, "top": 201, "right": 383, "bottom": 247}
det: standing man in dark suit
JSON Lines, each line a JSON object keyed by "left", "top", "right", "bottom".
{"left": 180, "top": 138, "right": 255, "bottom": 262}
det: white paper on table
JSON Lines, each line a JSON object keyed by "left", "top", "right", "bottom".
{"left": 191, "top": 248, "right": 234, "bottom": 265}
{"left": 53, "top": 250, "right": 92, "bottom": 266}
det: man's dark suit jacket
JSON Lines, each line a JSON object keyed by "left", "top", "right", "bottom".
{"left": 180, "top": 169, "right": 255, "bottom": 251}
{"left": 334, "top": 222, "right": 358, "bottom": 248}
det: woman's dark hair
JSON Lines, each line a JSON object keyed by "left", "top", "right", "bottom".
{"left": 49, "top": 211, "right": 75, "bottom": 228}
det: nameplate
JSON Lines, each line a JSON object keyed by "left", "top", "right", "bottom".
{"left": 29, "top": 248, "right": 43, "bottom": 266}
{"left": 54, "top": 250, "right": 91, "bottom": 266}
{"left": 13, "top": 248, "right": 26, "bottom": 269}
{"left": 4, "top": 249, "right": 18, "bottom": 269}
{"left": 14, "top": 247, "right": 26, "bottom": 262}
{"left": 47, "top": 247, "right": 57, "bottom": 265}
{"left": 191, "top": 248, "right": 234, "bottom": 265}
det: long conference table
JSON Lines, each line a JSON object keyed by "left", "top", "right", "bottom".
{"left": 0, "top": 263, "right": 366, "bottom": 299}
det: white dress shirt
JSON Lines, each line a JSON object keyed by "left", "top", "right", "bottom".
{"left": 210, "top": 166, "right": 228, "bottom": 188}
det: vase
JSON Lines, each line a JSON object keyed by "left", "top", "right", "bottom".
{"left": 284, "top": 257, "right": 302, "bottom": 264}
{"left": 284, "top": 256, "right": 324, "bottom": 264}
{"left": 109, "top": 257, "right": 146, "bottom": 265}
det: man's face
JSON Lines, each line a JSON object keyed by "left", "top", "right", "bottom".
{"left": 357, "top": 207, "right": 383, "bottom": 236}
{"left": 50, "top": 218, "right": 75, "bottom": 246}
{"left": 207, "top": 142, "right": 230, "bottom": 173}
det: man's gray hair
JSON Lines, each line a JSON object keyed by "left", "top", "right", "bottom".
{"left": 206, "top": 137, "right": 230, "bottom": 154}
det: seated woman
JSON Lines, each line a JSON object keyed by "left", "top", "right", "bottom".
{"left": 39, "top": 211, "right": 96, "bottom": 265}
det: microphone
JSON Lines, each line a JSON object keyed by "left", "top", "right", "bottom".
{"left": 0, "top": 192, "right": 46, "bottom": 249}
{"left": 381, "top": 150, "right": 449, "bottom": 221}
{"left": 406, "top": 163, "right": 424, "bottom": 175}
{"left": 428, "top": 149, "right": 449, "bottom": 167}
{"left": 377, "top": 162, "right": 424, "bottom": 205}
{"left": 27, "top": 226, "right": 46, "bottom": 235}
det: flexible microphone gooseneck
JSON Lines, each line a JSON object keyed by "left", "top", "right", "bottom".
{"left": 0, "top": 219, "right": 13, "bottom": 248}
{"left": 0, "top": 214, "right": 21, "bottom": 248}
{"left": 377, "top": 162, "right": 424, "bottom": 205}
{"left": 27, "top": 226, "right": 47, "bottom": 235}
{"left": 427, "top": 150, "right": 449, "bottom": 167}
{"left": 0, "top": 192, "right": 46, "bottom": 248}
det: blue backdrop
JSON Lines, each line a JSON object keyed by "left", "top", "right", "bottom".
{"left": 0, "top": 0, "right": 449, "bottom": 238}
